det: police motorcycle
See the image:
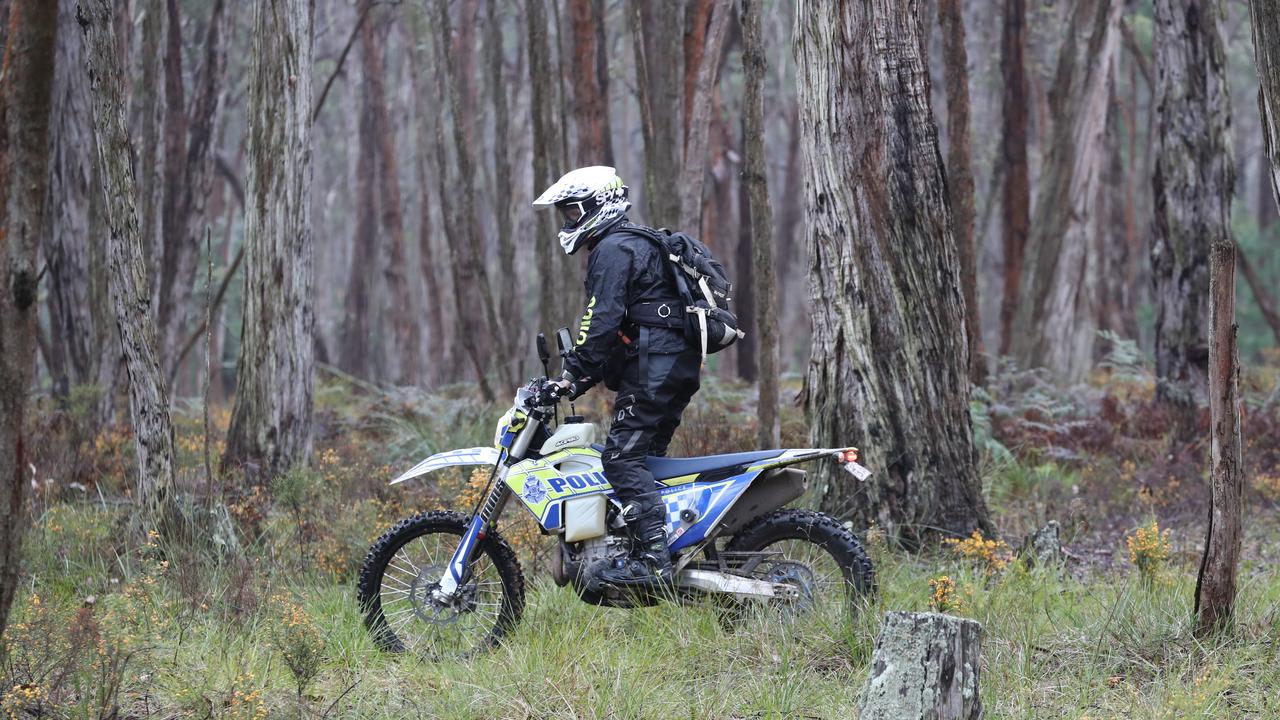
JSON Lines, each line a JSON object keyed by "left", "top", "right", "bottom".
{"left": 357, "top": 329, "right": 876, "bottom": 658}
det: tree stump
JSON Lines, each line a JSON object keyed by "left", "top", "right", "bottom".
{"left": 860, "top": 612, "right": 982, "bottom": 720}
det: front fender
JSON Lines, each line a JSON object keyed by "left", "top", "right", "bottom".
{"left": 390, "top": 447, "right": 502, "bottom": 485}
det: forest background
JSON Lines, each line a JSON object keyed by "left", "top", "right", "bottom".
{"left": 2, "top": 0, "right": 1280, "bottom": 717}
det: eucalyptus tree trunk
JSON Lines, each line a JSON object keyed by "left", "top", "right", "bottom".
{"left": 795, "top": 0, "right": 990, "bottom": 543}
{"left": 159, "top": 0, "right": 230, "bottom": 387}
{"left": 1193, "top": 240, "right": 1243, "bottom": 633}
{"left": 938, "top": 0, "right": 983, "bottom": 385}
{"left": 406, "top": 6, "right": 447, "bottom": 383}
{"left": 488, "top": 0, "right": 519, "bottom": 384}
{"left": 82, "top": 0, "right": 180, "bottom": 529}
{"left": 569, "top": 0, "right": 612, "bottom": 164}
{"left": 135, "top": 0, "right": 164, "bottom": 284}
{"left": 436, "top": 0, "right": 498, "bottom": 400}
{"left": 998, "top": 0, "right": 1030, "bottom": 357}
{"left": 43, "top": 0, "right": 93, "bottom": 399}
{"left": 1250, "top": 0, "right": 1280, "bottom": 213}
{"left": 0, "top": 0, "right": 57, "bottom": 648}
{"left": 741, "top": 0, "right": 778, "bottom": 447}
{"left": 341, "top": 18, "right": 379, "bottom": 381}
{"left": 629, "top": 0, "right": 683, "bottom": 228}
{"left": 529, "top": 0, "right": 575, "bottom": 340}
{"left": 1151, "top": 0, "right": 1234, "bottom": 440}
{"left": 677, "top": 0, "right": 732, "bottom": 233}
{"left": 223, "top": 0, "right": 316, "bottom": 476}
{"left": 361, "top": 8, "right": 417, "bottom": 385}
{"left": 1010, "top": 0, "right": 1121, "bottom": 382}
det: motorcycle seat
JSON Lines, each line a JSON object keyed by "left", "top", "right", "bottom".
{"left": 590, "top": 445, "right": 784, "bottom": 481}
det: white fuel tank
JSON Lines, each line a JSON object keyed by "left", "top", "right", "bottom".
{"left": 539, "top": 422, "right": 597, "bottom": 455}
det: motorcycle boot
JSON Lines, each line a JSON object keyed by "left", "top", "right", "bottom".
{"left": 597, "top": 492, "right": 674, "bottom": 591}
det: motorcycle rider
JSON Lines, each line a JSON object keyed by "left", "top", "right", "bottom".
{"left": 532, "top": 166, "right": 701, "bottom": 590}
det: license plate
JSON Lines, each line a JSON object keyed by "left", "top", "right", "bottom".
{"left": 843, "top": 461, "right": 872, "bottom": 481}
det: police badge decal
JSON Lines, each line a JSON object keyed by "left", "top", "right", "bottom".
{"left": 521, "top": 477, "right": 548, "bottom": 504}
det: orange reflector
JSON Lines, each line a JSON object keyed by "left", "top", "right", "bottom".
{"left": 843, "top": 449, "right": 859, "bottom": 463}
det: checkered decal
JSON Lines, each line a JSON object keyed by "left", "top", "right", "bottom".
{"left": 664, "top": 486, "right": 712, "bottom": 528}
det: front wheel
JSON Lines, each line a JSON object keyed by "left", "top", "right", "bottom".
{"left": 357, "top": 510, "right": 525, "bottom": 658}
{"left": 723, "top": 508, "right": 875, "bottom": 619}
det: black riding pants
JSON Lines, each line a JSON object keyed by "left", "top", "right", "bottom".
{"left": 601, "top": 349, "right": 701, "bottom": 502}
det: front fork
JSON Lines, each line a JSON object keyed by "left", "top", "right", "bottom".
{"left": 433, "top": 466, "right": 511, "bottom": 600}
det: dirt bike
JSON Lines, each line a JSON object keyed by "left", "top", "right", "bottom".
{"left": 357, "top": 329, "right": 876, "bottom": 657}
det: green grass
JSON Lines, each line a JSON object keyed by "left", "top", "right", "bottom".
{"left": 7, "top": 502, "right": 1280, "bottom": 719}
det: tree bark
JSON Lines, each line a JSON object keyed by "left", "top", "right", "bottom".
{"left": 795, "top": 0, "right": 991, "bottom": 543}
{"left": 938, "top": 0, "right": 983, "bottom": 385}
{"left": 361, "top": 7, "right": 417, "bottom": 385}
{"left": 997, "top": 0, "right": 1030, "bottom": 358}
{"left": 488, "top": 0, "right": 519, "bottom": 384}
{"left": 42, "top": 0, "right": 93, "bottom": 399}
{"left": 569, "top": 0, "right": 612, "bottom": 165}
{"left": 1251, "top": 0, "right": 1280, "bottom": 214}
{"left": 1238, "top": 247, "right": 1280, "bottom": 344}
{"left": 0, "top": 0, "right": 56, "bottom": 649}
{"left": 341, "top": 1, "right": 379, "bottom": 381}
{"left": 160, "top": 0, "right": 229, "bottom": 388}
{"left": 1151, "top": 0, "right": 1233, "bottom": 440}
{"left": 222, "top": 0, "right": 315, "bottom": 476}
{"left": 741, "top": 0, "right": 778, "bottom": 447}
{"left": 406, "top": 4, "right": 447, "bottom": 383}
{"left": 1193, "top": 240, "right": 1244, "bottom": 633}
{"left": 154, "top": 0, "right": 188, "bottom": 377}
{"left": 529, "top": 0, "right": 577, "bottom": 341}
{"left": 135, "top": 0, "right": 163, "bottom": 286}
{"left": 678, "top": 0, "right": 732, "bottom": 233}
{"left": 629, "top": 0, "right": 682, "bottom": 228}
{"left": 437, "top": 0, "right": 498, "bottom": 400}
{"left": 859, "top": 612, "right": 983, "bottom": 720}
{"left": 1010, "top": 0, "right": 1121, "bottom": 382}
{"left": 82, "top": 0, "right": 179, "bottom": 529}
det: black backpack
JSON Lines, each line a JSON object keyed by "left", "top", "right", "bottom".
{"left": 618, "top": 225, "right": 745, "bottom": 364}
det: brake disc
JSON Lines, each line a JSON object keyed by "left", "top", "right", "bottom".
{"left": 408, "top": 564, "right": 477, "bottom": 626}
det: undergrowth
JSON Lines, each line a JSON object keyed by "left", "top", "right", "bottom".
{"left": 6, "top": 347, "right": 1280, "bottom": 718}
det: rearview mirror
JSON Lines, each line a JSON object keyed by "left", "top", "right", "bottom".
{"left": 555, "top": 327, "right": 573, "bottom": 357}
{"left": 536, "top": 333, "right": 550, "bottom": 366}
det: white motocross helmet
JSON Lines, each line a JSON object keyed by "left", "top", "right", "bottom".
{"left": 532, "top": 166, "right": 631, "bottom": 255}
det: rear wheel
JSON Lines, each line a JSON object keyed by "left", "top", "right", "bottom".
{"left": 357, "top": 510, "right": 525, "bottom": 658}
{"left": 723, "top": 508, "right": 875, "bottom": 620}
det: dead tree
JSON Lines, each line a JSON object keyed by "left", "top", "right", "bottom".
{"left": 938, "top": 0, "right": 983, "bottom": 385}
{"left": 1152, "top": 0, "right": 1234, "bottom": 441}
{"left": 795, "top": 0, "right": 991, "bottom": 543}
{"left": 0, "top": 0, "right": 57, "bottom": 647}
{"left": 222, "top": 0, "right": 316, "bottom": 476}
{"left": 741, "top": 0, "right": 778, "bottom": 446}
{"left": 1193, "top": 240, "right": 1244, "bottom": 633}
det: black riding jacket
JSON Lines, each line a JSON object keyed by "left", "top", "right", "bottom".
{"left": 562, "top": 221, "right": 688, "bottom": 392}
